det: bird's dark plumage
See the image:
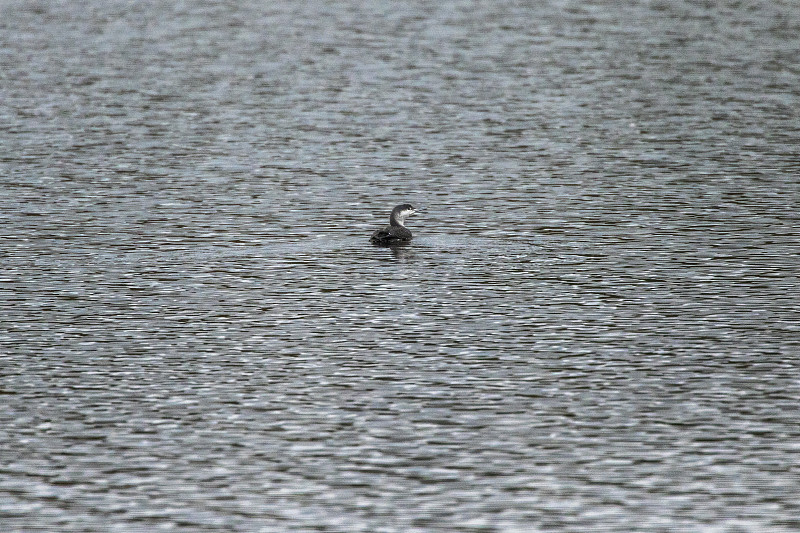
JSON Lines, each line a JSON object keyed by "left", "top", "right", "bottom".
{"left": 370, "top": 224, "right": 412, "bottom": 244}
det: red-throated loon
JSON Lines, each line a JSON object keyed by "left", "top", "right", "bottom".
{"left": 370, "top": 204, "right": 418, "bottom": 245}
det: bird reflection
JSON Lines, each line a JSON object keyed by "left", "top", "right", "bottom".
{"left": 373, "top": 240, "right": 414, "bottom": 260}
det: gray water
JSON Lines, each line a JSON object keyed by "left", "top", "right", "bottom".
{"left": 2, "top": 1, "right": 800, "bottom": 531}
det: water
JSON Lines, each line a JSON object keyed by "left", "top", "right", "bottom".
{"left": 2, "top": 1, "right": 800, "bottom": 531}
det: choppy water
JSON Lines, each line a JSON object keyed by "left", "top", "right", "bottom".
{"left": 2, "top": 1, "right": 800, "bottom": 531}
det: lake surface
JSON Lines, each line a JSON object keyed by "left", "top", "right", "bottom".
{"left": 2, "top": 1, "right": 800, "bottom": 531}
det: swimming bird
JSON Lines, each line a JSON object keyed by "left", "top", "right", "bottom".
{"left": 370, "top": 204, "right": 418, "bottom": 245}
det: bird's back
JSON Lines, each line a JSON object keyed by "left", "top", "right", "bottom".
{"left": 370, "top": 224, "right": 412, "bottom": 244}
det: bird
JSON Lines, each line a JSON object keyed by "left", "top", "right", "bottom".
{"left": 370, "top": 204, "right": 418, "bottom": 245}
